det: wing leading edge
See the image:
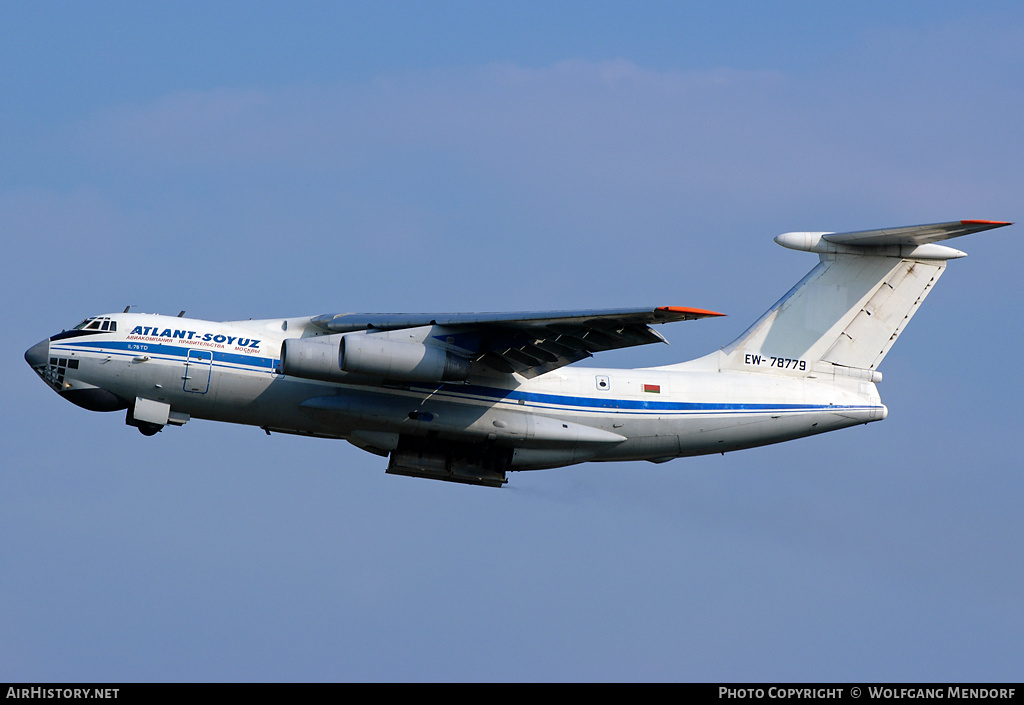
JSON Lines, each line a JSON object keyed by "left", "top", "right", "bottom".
{"left": 311, "top": 306, "right": 724, "bottom": 378}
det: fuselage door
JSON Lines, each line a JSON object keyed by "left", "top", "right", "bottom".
{"left": 183, "top": 349, "right": 213, "bottom": 393}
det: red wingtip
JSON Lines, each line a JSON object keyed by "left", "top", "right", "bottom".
{"left": 960, "top": 219, "right": 1012, "bottom": 225}
{"left": 656, "top": 306, "right": 726, "bottom": 317}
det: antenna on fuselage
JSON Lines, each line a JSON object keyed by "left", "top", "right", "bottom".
{"left": 177, "top": 311, "right": 186, "bottom": 317}
{"left": 123, "top": 305, "right": 132, "bottom": 313}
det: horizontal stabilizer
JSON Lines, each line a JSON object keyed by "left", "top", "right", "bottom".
{"left": 775, "top": 220, "right": 1011, "bottom": 260}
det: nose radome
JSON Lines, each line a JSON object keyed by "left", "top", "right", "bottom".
{"left": 25, "top": 338, "right": 49, "bottom": 369}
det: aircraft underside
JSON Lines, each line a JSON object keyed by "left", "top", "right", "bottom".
{"left": 174, "top": 369, "right": 884, "bottom": 487}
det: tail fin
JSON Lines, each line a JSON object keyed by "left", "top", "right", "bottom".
{"left": 718, "top": 220, "right": 1011, "bottom": 378}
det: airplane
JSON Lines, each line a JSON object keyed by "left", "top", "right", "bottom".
{"left": 25, "top": 219, "right": 1011, "bottom": 487}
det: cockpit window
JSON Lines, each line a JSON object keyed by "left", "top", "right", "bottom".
{"left": 74, "top": 316, "right": 116, "bottom": 332}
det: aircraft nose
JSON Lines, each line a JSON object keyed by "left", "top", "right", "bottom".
{"left": 25, "top": 338, "right": 49, "bottom": 369}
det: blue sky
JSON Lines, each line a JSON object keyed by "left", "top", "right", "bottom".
{"left": 3, "top": 2, "right": 1022, "bottom": 682}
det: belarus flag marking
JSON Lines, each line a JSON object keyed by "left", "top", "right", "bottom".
{"left": 643, "top": 384, "right": 661, "bottom": 394}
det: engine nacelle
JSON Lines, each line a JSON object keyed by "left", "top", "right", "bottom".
{"left": 340, "top": 335, "right": 471, "bottom": 382}
{"left": 280, "top": 336, "right": 345, "bottom": 382}
{"left": 280, "top": 335, "right": 470, "bottom": 383}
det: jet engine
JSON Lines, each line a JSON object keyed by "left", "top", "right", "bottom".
{"left": 340, "top": 334, "right": 471, "bottom": 382}
{"left": 280, "top": 334, "right": 471, "bottom": 383}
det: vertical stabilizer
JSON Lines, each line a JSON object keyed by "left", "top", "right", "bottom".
{"left": 714, "top": 220, "right": 1011, "bottom": 378}
{"left": 721, "top": 254, "right": 944, "bottom": 376}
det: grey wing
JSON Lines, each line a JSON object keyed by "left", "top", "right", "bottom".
{"left": 311, "top": 306, "right": 724, "bottom": 377}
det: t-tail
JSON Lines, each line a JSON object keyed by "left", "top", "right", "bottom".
{"left": 710, "top": 220, "right": 1011, "bottom": 380}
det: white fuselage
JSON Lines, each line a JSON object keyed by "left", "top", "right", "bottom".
{"left": 36, "top": 312, "right": 886, "bottom": 471}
